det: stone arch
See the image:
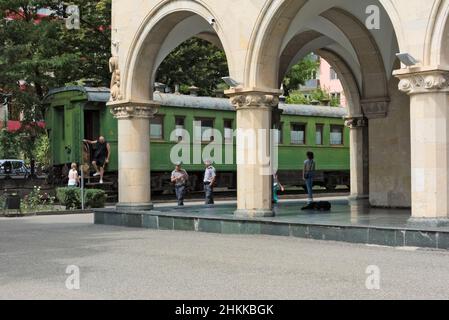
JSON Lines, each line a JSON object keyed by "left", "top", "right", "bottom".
{"left": 319, "top": 8, "right": 387, "bottom": 100}
{"left": 427, "top": 0, "right": 449, "bottom": 67}
{"left": 246, "top": 0, "right": 403, "bottom": 96}
{"left": 277, "top": 30, "right": 362, "bottom": 101}
{"left": 123, "top": 0, "right": 233, "bottom": 102}
{"left": 315, "top": 49, "right": 362, "bottom": 116}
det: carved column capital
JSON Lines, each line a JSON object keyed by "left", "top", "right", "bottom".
{"left": 344, "top": 116, "right": 368, "bottom": 129}
{"left": 226, "top": 89, "right": 280, "bottom": 111}
{"left": 229, "top": 93, "right": 279, "bottom": 110}
{"left": 395, "top": 69, "right": 449, "bottom": 95}
{"left": 108, "top": 100, "right": 159, "bottom": 119}
{"left": 360, "top": 98, "right": 390, "bottom": 119}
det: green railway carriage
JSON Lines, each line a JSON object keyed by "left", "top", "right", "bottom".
{"left": 43, "top": 86, "right": 350, "bottom": 193}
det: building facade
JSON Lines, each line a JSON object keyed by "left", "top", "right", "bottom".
{"left": 108, "top": 0, "right": 449, "bottom": 225}
{"left": 298, "top": 55, "right": 348, "bottom": 107}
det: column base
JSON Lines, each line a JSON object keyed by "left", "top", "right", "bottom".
{"left": 234, "top": 209, "right": 274, "bottom": 218}
{"left": 116, "top": 203, "right": 154, "bottom": 211}
{"left": 348, "top": 195, "right": 370, "bottom": 208}
{"left": 408, "top": 217, "right": 449, "bottom": 228}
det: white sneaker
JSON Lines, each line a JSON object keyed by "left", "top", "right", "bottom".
{"left": 93, "top": 172, "right": 101, "bottom": 177}
{"left": 99, "top": 179, "right": 104, "bottom": 184}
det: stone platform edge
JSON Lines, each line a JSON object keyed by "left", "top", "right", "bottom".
{"left": 94, "top": 209, "right": 449, "bottom": 250}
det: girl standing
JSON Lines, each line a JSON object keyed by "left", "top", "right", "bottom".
{"left": 68, "top": 163, "right": 80, "bottom": 187}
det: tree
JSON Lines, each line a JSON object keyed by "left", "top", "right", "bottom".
{"left": 156, "top": 38, "right": 229, "bottom": 96}
{"left": 0, "top": 0, "right": 111, "bottom": 175}
{"left": 0, "top": 129, "right": 19, "bottom": 159}
{"left": 286, "top": 88, "right": 341, "bottom": 107}
{"left": 283, "top": 55, "right": 320, "bottom": 96}
{"left": 0, "top": 0, "right": 111, "bottom": 118}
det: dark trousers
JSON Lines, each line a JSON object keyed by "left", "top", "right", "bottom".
{"left": 175, "top": 185, "right": 186, "bottom": 206}
{"left": 204, "top": 183, "right": 214, "bottom": 205}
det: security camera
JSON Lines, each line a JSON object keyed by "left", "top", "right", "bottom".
{"left": 207, "top": 17, "right": 216, "bottom": 26}
{"left": 396, "top": 53, "right": 419, "bottom": 67}
{"left": 222, "top": 77, "right": 241, "bottom": 88}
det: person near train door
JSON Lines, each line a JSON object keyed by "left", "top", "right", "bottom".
{"left": 303, "top": 151, "right": 316, "bottom": 204}
{"left": 67, "top": 163, "right": 80, "bottom": 187}
{"left": 83, "top": 136, "right": 110, "bottom": 184}
{"left": 171, "top": 162, "right": 189, "bottom": 206}
{"left": 203, "top": 160, "right": 216, "bottom": 205}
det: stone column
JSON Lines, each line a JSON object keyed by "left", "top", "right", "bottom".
{"left": 109, "top": 101, "right": 158, "bottom": 211}
{"left": 395, "top": 69, "right": 449, "bottom": 226}
{"left": 344, "top": 116, "right": 369, "bottom": 204}
{"left": 227, "top": 89, "right": 280, "bottom": 218}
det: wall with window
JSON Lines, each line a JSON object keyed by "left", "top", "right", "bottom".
{"left": 319, "top": 58, "right": 347, "bottom": 107}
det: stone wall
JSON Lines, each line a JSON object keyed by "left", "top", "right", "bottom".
{"left": 369, "top": 77, "right": 411, "bottom": 208}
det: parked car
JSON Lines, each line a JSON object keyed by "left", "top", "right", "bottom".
{"left": 0, "top": 160, "right": 31, "bottom": 178}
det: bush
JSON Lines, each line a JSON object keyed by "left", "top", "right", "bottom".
{"left": 34, "top": 134, "right": 51, "bottom": 169}
{"left": 56, "top": 188, "right": 81, "bottom": 210}
{"left": 84, "top": 189, "right": 107, "bottom": 208}
{"left": 56, "top": 188, "right": 106, "bottom": 210}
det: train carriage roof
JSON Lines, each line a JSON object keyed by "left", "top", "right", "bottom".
{"left": 44, "top": 86, "right": 111, "bottom": 103}
{"left": 44, "top": 86, "right": 348, "bottom": 118}
{"left": 153, "top": 92, "right": 348, "bottom": 118}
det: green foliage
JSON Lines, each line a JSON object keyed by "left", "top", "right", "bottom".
{"left": 0, "top": 0, "right": 112, "bottom": 121}
{"left": 286, "top": 88, "right": 340, "bottom": 107}
{"left": 56, "top": 187, "right": 106, "bottom": 210}
{"left": 56, "top": 187, "right": 81, "bottom": 210}
{"left": 285, "top": 92, "right": 309, "bottom": 105}
{"left": 156, "top": 38, "right": 229, "bottom": 96}
{"left": 283, "top": 55, "right": 320, "bottom": 95}
{"left": 34, "top": 133, "right": 50, "bottom": 167}
{"left": 0, "top": 129, "right": 19, "bottom": 158}
{"left": 84, "top": 189, "right": 107, "bottom": 208}
{"left": 21, "top": 185, "right": 55, "bottom": 212}
{"left": 16, "top": 123, "right": 45, "bottom": 167}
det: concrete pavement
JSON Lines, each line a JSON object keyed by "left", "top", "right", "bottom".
{"left": 1, "top": 214, "right": 449, "bottom": 300}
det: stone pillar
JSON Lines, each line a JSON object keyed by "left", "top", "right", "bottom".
{"left": 395, "top": 69, "right": 449, "bottom": 226}
{"left": 227, "top": 89, "right": 280, "bottom": 218}
{"left": 344, "top": 116, "right": 369, "bottom": 204}
{"left": 109, "top": 101, "right": 158, "bottom": 211}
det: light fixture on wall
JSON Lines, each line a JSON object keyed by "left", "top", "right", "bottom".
{"left": 396, "top": 53, "right": 419, "bottom": 67}
{"left": 222, "top": 77, "right": 241, "bottom": 88}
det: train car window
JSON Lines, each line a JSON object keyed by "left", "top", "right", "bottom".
{"left": 316, "top": 124, "right": 324, "bottom": 145}
{"left": 291, "top": 123, "right": 306, "bottom": 145}
{"left": 194, "top": 118, "right": 214, "bottom": 142}
{"left": 175, "top": 117, "right": 185, "bottom": 141}
{"left": 150, "top": 116, "right": 164, "bottom": 140}
{"left": 224, "top": 119, "right": 233, "bottom": 144}
{"left": 274, "top": 122, "right": 283, "bottom": 145}
{"left": 330, "top": 125, "right": 344, "bottom": 145}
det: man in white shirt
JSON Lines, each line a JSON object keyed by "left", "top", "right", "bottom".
{"left": 203, "top": 160, "right": 216, "bottom": 205}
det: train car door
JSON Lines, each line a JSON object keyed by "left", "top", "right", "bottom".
{"left": 54, "top": 106, "right": 65, "bottom": 164}
{"left": 84, "top": 110, "right": 100, "bottom": 140}
{"left": 83, "top": 109, "right": 100, "bottom": 173}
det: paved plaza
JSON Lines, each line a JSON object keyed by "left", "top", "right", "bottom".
{"left": 1, "top": 213, "right": 449, "bottom": 300}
